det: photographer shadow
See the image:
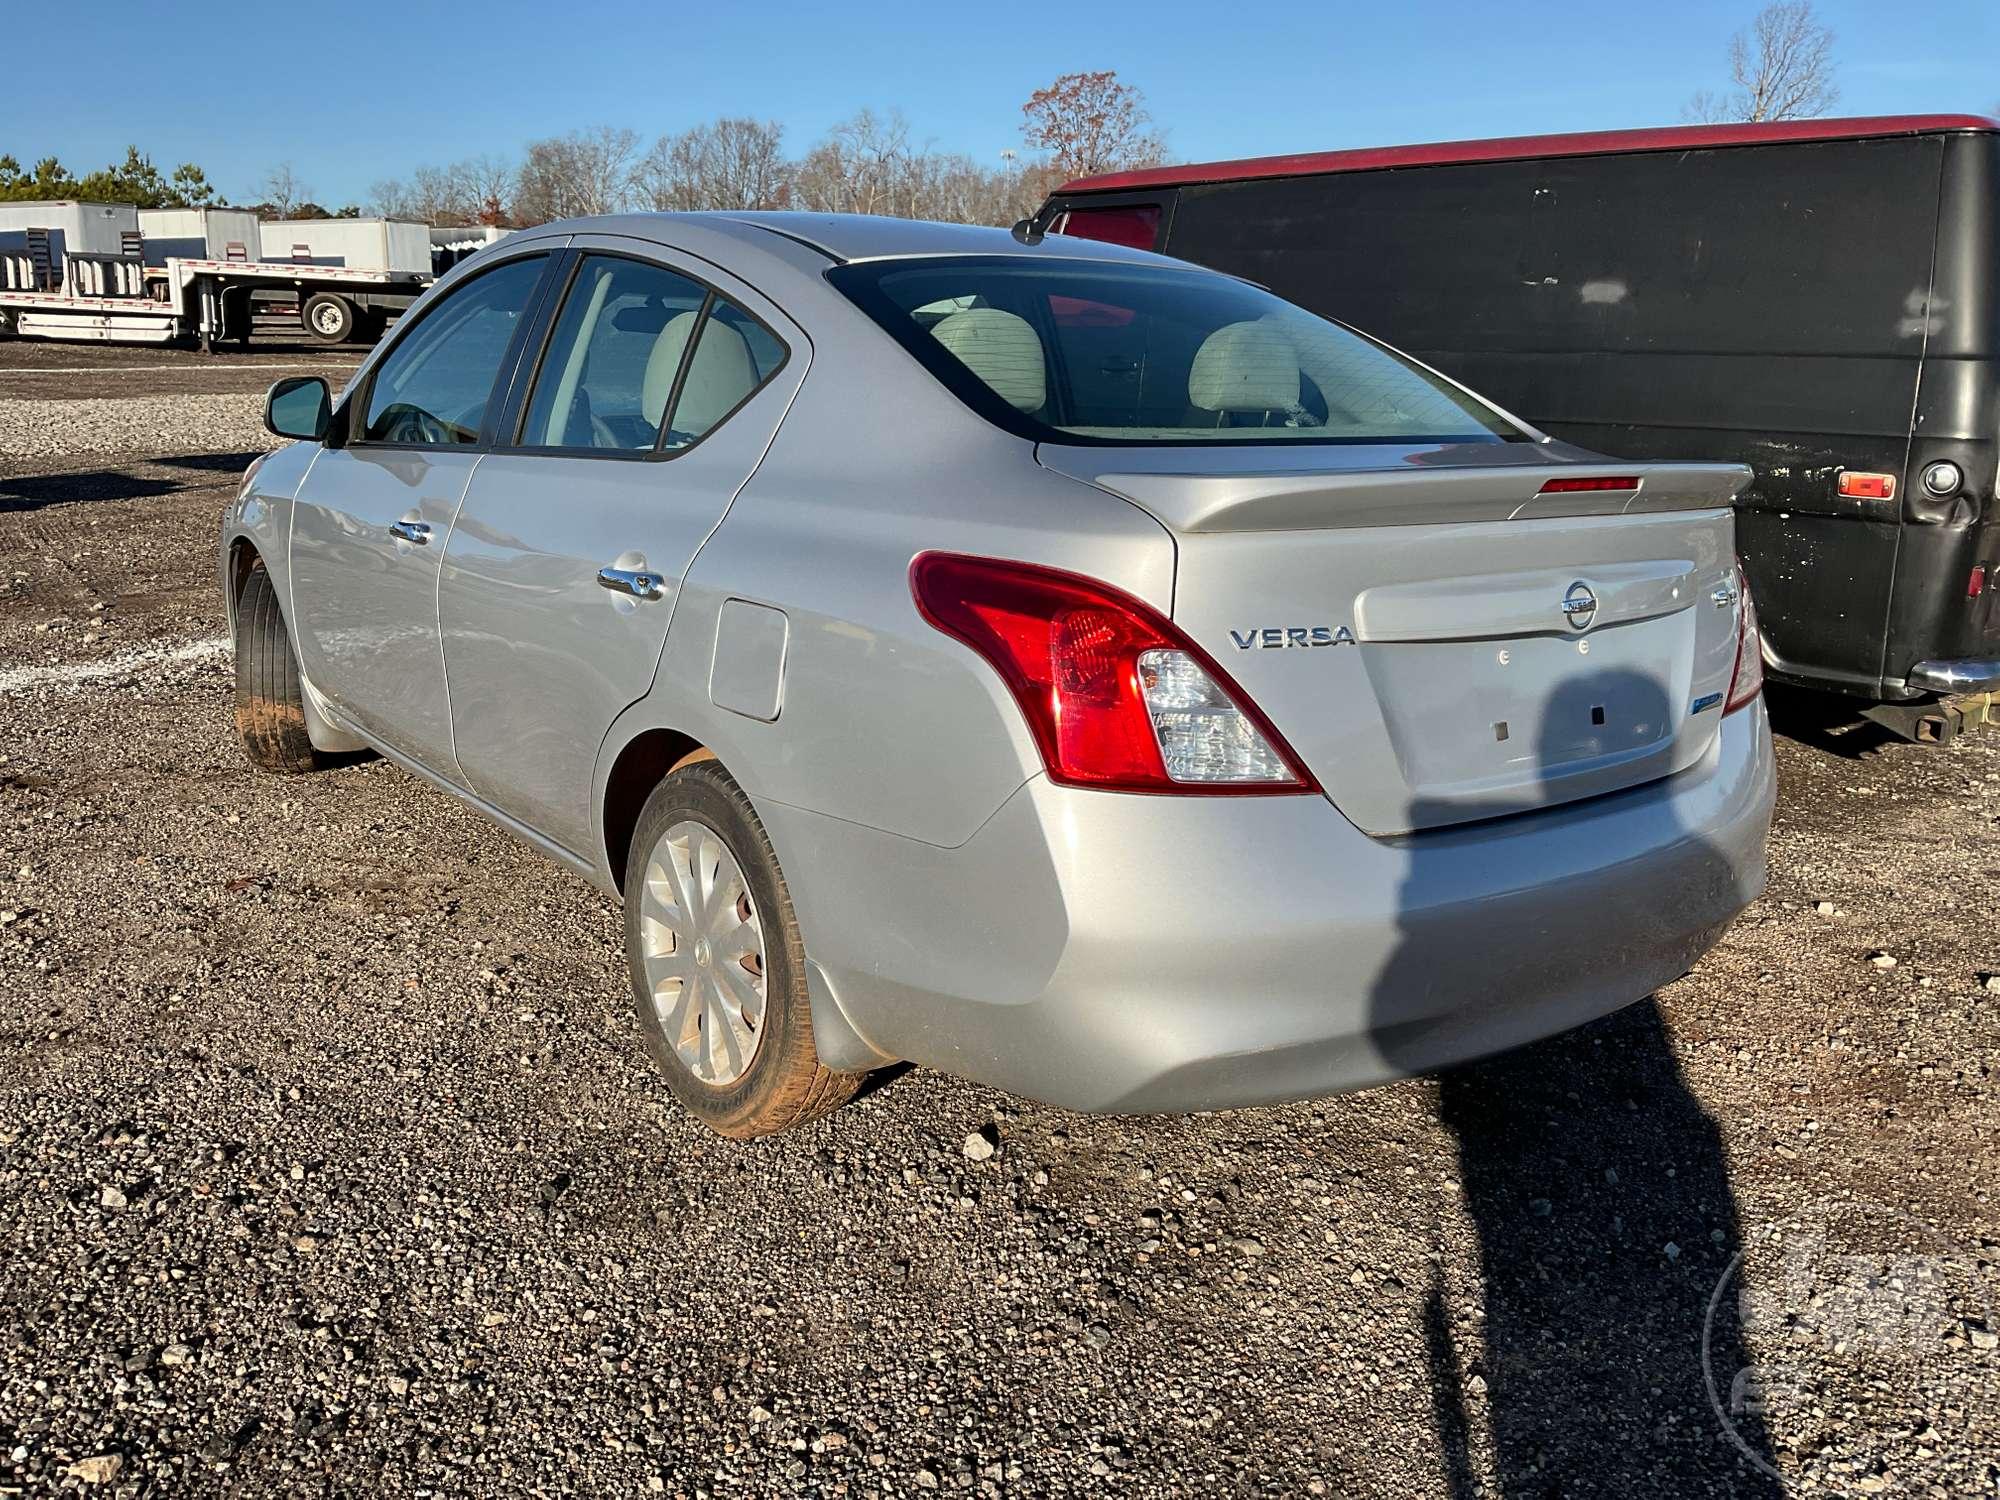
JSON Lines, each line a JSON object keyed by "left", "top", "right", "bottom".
{"left": 1371, "top": 669, "right": 1782, "bottom": 1497}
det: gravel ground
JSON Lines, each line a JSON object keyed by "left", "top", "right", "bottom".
{"left": 0, "top": 395, "right": 280, "bottom": 462}
{"left": 1, "top": 357, "right": 1996, "bottom": 1498}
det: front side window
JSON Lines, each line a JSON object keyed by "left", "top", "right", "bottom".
{"left": 519, "top": 254, "right": 790, "bottom": 454}
{"left": 830, "top": 256, "right": 1521, "bottom": 446}
{"left": 361, "top": 255, "right": 547, "bottom": 444}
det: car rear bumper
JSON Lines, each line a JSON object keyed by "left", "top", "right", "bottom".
{"left": 761, "top": 704, "right": 1775, "bottom": 1114}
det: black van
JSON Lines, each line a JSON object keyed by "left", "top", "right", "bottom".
{"left": 1039, "top": 114, "right": 2000, "bottom": 735}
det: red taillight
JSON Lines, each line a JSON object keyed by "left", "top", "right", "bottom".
{"left": 1726, "top": 562, "right": 1765, "bottom": 713}
{"left": 909, "top": 552, "right": 1315, "bottom": 794}
{"left": 1053, "top": 204, "right": 1162, "bottom": 251}
{"left": 1970, "top": 564, "right": 1986, "bottom": 598}
{"left": 1539, "top": 475, "right": 1641, "bottom": 494}
{"left": 1837, "top": 471, "right": 1897, "bottom": 501}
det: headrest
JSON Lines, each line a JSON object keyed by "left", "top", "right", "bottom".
{"left": 644, "top": 312, "right": 757, "bottom": 433}
{"left": 1188, "top": 320, "right": 1300, "bottom": 412}
{"left": 931, "top": 308, "right": 1046, "bottom": 412}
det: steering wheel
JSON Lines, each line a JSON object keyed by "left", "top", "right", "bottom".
{"left": 373, "top": 403, "right": 454, "bottom": 446}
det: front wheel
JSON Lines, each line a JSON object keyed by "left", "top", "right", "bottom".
{"left": 233, "top": 563, "right": 319, "bottom": 775}
{"left": 623, "top": 761, "right": 862, "bottom": 1138}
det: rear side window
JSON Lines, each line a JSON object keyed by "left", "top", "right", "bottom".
{"left": 362, "top": 255, "right": 546, "bottom": 444}
{"left": 521, "top": 256, "right": 709, "bottom": 450}
{"left": 663, "top": 299, "right": 788, "bottom": 452}
{"left": 830, "top": 256, "right": 1519, "bottom": 447}
{"left": 519, "top": 254, "right": 789, "bottom": 454}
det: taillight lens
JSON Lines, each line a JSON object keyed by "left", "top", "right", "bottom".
{"left": 1725, "top": 562, "right": 1764, "bottom": 713}
{"left": 909, "top": 552, "right": 1315, "bottom": 794}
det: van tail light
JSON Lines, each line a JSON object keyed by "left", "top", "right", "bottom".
{"left": 1837, "top": 471, "right": 1897, "bottom": 501}
{"left": 1053, "top": 204, "right": 1162, "bottom": 251}
{"left": 1969, "top": 564, "right": 1986, "bottom": 598}
{"left": 1725, "top": 562, "right": 1765, "bottom": 713}
{"left": 910, "top": 552, "right": 1316, "bottom": 794}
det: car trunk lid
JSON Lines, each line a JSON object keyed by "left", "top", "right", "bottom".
{"left": 1038, "top": 442, "right": 1752, "bottom": 833}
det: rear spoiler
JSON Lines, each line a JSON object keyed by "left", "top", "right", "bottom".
{"left": 1075, "top": 462, "right": 1753, "bottom": 534}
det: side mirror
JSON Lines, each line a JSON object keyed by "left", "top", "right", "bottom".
{"left": 265, "top": 376, "right": 331, "bottom": 442}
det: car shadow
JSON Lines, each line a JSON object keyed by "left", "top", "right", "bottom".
{"left": 1372, "top": 669, "right": 1782, "bottom": 1496}
{"left": 0, "top": 453, "right": 262, "bottom": 514}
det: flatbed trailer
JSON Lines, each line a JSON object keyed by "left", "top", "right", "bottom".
{"left": 0, "top": 256, "right": 433, "bottom": 349}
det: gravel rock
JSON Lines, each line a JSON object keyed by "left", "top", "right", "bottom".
{"left": 962, "top": 1126, "right": 998, "bottom": 1162}
{"left": 64, "top": 1455, "right": 122, "bottom": 1485}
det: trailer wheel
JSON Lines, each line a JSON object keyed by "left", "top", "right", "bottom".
{"left": 302, "top": 292, "right": 357, "bottom": 344}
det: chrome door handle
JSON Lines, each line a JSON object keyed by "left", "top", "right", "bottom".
{"left": 597, "top": 566, "right": 665, "bottom": 600}
{"left": 389, "top": 519, "right": 432, "bottom": 545}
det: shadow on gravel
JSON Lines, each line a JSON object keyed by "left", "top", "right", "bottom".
{"left": 160, "top": 451, "right": 264, "bottom": 473}
{"left": 0, "top": 471, "right": 183, "bottom": 510}
{"left": 0, "top": 453, "right": 258, "bottom": 513}
{"left": 1374, "top": 671, "right": 1783, "bottom": 1496}
{"left": 1762, "top": 684, "right": 1902, "bottom": 761}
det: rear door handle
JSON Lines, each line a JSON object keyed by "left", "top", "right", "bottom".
{"left": 389, "top": 519, "right": 432, "bottom": 545}
{"left": 597, "top": 566, "right": 665, "bottom": 600}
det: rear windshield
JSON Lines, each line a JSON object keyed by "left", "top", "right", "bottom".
{"left": 828, "top": 255, "right": 1521, "bottom": 446}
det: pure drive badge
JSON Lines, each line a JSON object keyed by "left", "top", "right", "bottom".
{"left": 1230, "top": 626, "right": 1357, "bottom": 650}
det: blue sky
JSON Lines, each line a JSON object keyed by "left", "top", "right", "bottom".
{"left": 9, "top": 0, "right": 1995, "bottom": 207}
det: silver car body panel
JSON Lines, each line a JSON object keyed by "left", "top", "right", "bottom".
{"left": 219, "top": 211, "right": 1777, "bottom": 1114}
{"left": 435, "top": 234, "right": 811, "bottom": 857}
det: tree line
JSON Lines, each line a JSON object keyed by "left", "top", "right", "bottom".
{"left": 372, "top": 72, "right": 1166, "bottom": 228}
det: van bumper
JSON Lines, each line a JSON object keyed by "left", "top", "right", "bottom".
{"left": 1904, "top": 657, "right": 2000, "bottom": 693}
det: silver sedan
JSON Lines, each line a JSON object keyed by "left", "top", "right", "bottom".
{"left": 221, "top": 212, "right": 1775, "bottom": 1136}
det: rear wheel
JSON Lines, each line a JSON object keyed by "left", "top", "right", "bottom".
{"left": 301, "top": 292, "right": 355, "bottom": 344}
{"left": 623, "top": 761, "right": 862, "bottom": 1137}
{"left": 233, "top": 562, "right": 319, "bottom": 774}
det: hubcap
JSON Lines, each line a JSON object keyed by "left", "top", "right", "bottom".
{"left": 637, "top": 820, "right": 767, "bottom": 1087}
{"left": 312, "top": 304, "right": 342, "bottom": 334}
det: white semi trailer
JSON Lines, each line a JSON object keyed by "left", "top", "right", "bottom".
{"left": 136, "top": 207, "right": 262, "bottom": 265}
{"left": 0, "top": 202, "right": 440, "bottom": 348}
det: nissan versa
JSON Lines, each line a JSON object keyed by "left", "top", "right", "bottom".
{"left": 220, "top": 213, "right": 1776, "bottom": 1137}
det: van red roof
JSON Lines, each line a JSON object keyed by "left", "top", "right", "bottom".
{"left": 1057, "top": 114, "right": 2000, "bottom": 195}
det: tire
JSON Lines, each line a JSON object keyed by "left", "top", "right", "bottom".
{"left": 301, "top": 292, "right": 355, "bottom": 344}
{"left": 233, "top": 563, "right": 319, "bottom": 775}
{"left": 623, "top": 761, "right": 863, "bottom": 1138}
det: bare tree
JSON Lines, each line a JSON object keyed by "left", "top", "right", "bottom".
{"left": 511, "top": 126, "right": 640, "bottom": 225}
{"left": 635, "top": 118, "right": 787, "bottom": 211}
{"left": 372, "top": 156, "right": 518, "bottom": 225}
{"left": 790, "top": 109, "right": 918, "bottom": 216}
{"left": 262, "top": 162, "right": 307, "bottom": 218}
{"left": 1020, "top": 71, "right": 1165, "bottom": 181}
{"left": 1687, "top": 2, "right": 1838, "bottom": 123}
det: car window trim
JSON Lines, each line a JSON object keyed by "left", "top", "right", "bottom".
{"left": 488, "top": 246, "right": 791, "bottom": 465}
{"left": 339, "top": 249, "right": 561, "bottom": 453}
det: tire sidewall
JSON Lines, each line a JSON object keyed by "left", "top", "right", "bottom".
{"left": 622, "top": 764, "right": 809, "bottom": 1131}
{"left": 304, "top": 294, "right": 351, "bottom": 343}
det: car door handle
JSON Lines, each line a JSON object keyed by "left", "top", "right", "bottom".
{"left": 389, "top": 519, "right": 432, "bottom": 545}
{"left": 597, "top": 566, "right": 665, "bottom": 600}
